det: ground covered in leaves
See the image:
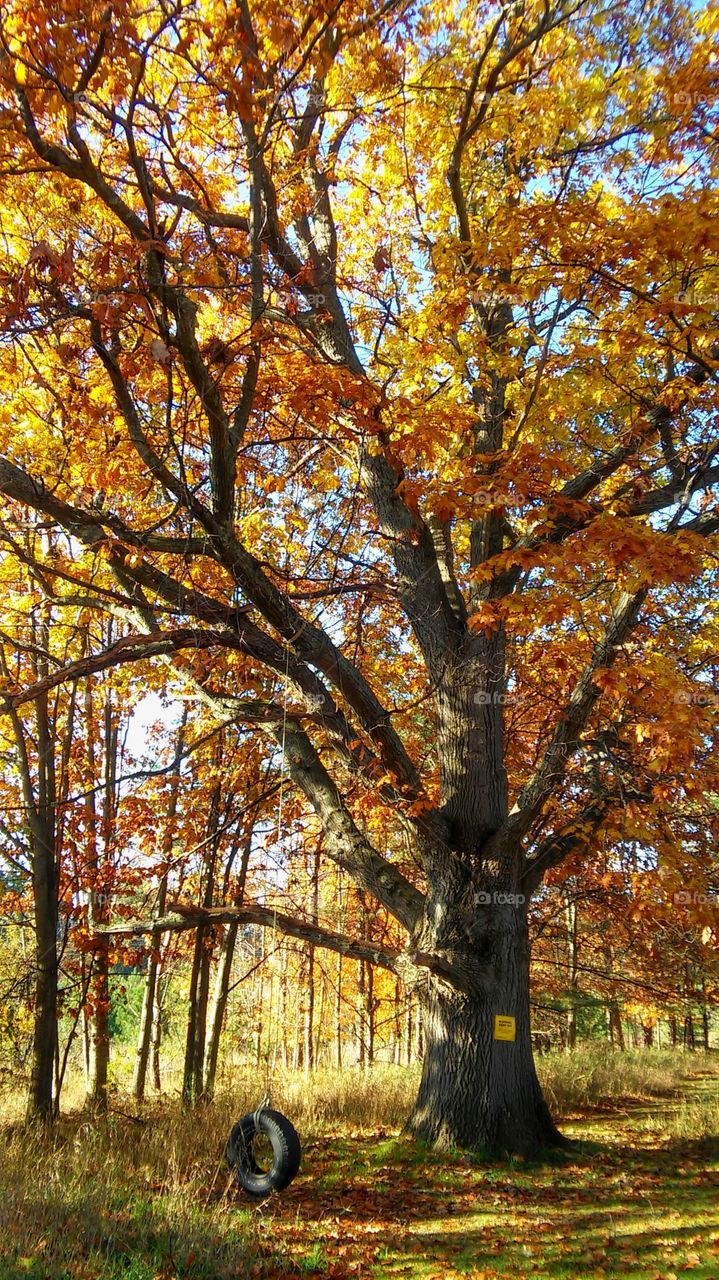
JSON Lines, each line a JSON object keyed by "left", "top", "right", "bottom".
{"left": 1, "top": 1062, "right": 717, "bottom": 1280}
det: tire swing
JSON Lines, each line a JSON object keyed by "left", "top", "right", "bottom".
{"left": 225, "top": 1096, "right": 301, "bottom": 1196}
{"left": 225, "top": 648, "right": 301, "bottom": 1197}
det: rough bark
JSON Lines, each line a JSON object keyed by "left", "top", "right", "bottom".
{"left": 410, "top": 905, "right": 564, "bottom": 1154}
{"left": 27, "top": 813, "right": 58, "bottom": 1121}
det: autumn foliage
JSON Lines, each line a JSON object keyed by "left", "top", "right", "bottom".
{"left": 0, "top": 0, "right": 717, "bottom": 1146}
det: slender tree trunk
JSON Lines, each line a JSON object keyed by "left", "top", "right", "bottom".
{"left": 204, "top": 920, "right": 238, "bottom": 1094}
{"left": 150, "top": 971, "right": 165, "bottom": 1092}
{"left": 393, "top": 978, "right": 403, "bottom": 1065}
{"left": 134, "top": 942, "right": 159, "bottom": 1101}
{"left": 366, "top": 962, "right": 375, "bottom": 1067}
{"left": 27, "top": 815, "right": 58, "bottom": 1120}
{"left": 183, "top": 773, "right": 220, "bottom": 1103}
{"left": 357, "top": 958, "right": 366, "bottom": 1068}
{"left": 183, "top": 925, "right": 209, "bottom": 1102}
{"left": 304, "top": 948, "right": 314, "bottom": 1072}
{"left": 701, "top": 980, "right": 710, "bottom": 1051}
{"left": 80, "top": 955, "right": 91, "bottom": 1080}
{"left": 565, "top": 898, "right": 578, "bottom": 1052}
{"left": 134, "top": 715, "right": 185, "bottom": 1101}
{"left": 304, "top": 846, "right": 320, "bottom": 1073}
{"left": 315, "top": 968, "right": 326, "bottom": 1067}
{"left": 204, "top": 820, "right": 254, "bottom": 1099}
{"left": 84, "top": 682, "right": 116, "bottom": 1113}
{"left": 608, "top": 1005, "right": 625, "bottom": 1050}
{"left": 335, "top": 951, "right": 343, "bottom": 1070}
{"left": 5, "top": 648, "right": 61, "bottom": 1122}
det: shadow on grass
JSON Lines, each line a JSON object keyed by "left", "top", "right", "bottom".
{"left": 251, "top": 1120, "right": 719, "bottom": 1279}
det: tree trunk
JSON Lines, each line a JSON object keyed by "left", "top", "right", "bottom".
{"left": 26, "top": 818, "right": 58, "bottom": 1120}
{"left": 204, "top": 817, "right": 253, "bottom": 1096}
{"left": 335, "top": 951, "right": 343, "bottom": 1070}
{"left": 133, "top": 715, "right": 184, "bottom": 1102}
{"left": 150, "top": 970, "right": 164, "bottom": 1092}
{"left": 608, "top": 1004, "right": 625, "bottom": 1049}
{"left": 564, "top": 898, "right": 578, "bottom": 1052}
{"left": 183, "top": 924, "right": 211, "bottom": 1102}
{"left": 83, "top": 681, "right": 115, "bottom": 1114}
{"left": 357, "top": 958, "right": 366, "bottom": 1068}
{"left": 133, "top": 955, "right": 157, "bottom": 1102}
{"left": 410, "top": 906, "right": 564, "bottom": 1154}
{"left": 203, "top": 920, "right": 238, "bottom": 1096}
{"left": 304, "top": 946, "right": 314, "bottom": 1072}
{"left": 8, "top": 662, "right": 62, "bottom": 1122}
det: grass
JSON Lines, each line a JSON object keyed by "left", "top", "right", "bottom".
{"left": 0, "top": 1048, "right": 717, "bottom": 1280}
{"left": 536, "top": 1045, "right": 695, "bottom": 1114}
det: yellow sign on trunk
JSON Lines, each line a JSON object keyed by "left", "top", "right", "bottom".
{"left": 494, "top": 1015, "right": 516, "bottom": 1041}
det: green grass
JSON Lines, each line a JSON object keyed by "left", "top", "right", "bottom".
{"left": 0, "top": 1050, "right": 717, "bottom": 1279}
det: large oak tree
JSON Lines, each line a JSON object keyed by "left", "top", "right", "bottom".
{"left": 1, "top": 0, "right": 718, "bottom": 1149}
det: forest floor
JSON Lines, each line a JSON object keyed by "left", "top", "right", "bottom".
{"left": 259, "top": 1070, "right": 719, "bottom": 1280}
{"left": 0, "top": 1055, "right": 717, "bottom": 1280}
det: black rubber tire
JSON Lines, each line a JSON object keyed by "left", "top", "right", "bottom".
{"left": 225, "top": 1108, "right": 301, "bottom": 1196}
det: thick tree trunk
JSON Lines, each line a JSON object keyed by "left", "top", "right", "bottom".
{"left": 409, "top": 906, "right": 564, "bottom": 1155}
